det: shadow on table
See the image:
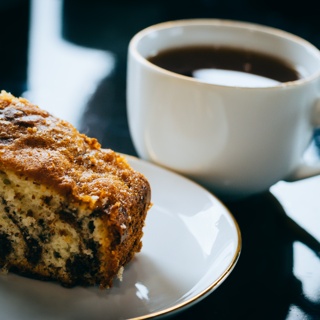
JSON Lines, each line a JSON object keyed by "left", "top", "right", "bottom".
{"left": 171, "top": 191, "right": 320, "bottom": 320}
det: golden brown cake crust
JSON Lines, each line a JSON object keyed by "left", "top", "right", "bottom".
{"left": 0, "top": 90, "right": 150, "bottom": 210}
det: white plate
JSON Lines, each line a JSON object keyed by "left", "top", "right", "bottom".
{"left": 0, "top": 156, "right": 241, "bottom": 320}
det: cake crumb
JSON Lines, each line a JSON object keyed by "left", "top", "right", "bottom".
{"left": 117, "top": 266, "right": 124, "bottom": 281}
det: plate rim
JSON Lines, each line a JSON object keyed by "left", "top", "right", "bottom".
{"left": 124, "top": 154, "right": 242, "bottom": 320}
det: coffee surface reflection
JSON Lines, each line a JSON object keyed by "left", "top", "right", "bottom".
{"left": 148, "top": 45, "right": 301, "bottom": 87}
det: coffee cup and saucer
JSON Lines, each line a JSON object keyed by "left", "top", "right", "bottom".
{"left": 127, "top": 19, "right": 320, "bottom": 200}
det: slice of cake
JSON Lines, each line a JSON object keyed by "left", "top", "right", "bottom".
{"left": 0, "top": 90, "right": 151, "bottom": 288}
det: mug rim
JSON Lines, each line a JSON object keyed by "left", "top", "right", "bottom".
{"left": 129, "top": 18, "right": 320, "bottom": 90}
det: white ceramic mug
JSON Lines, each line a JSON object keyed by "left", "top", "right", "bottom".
{"left": 127, "top": 19, "right": 320, "bottom": 199}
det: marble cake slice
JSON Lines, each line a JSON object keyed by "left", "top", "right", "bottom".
{"left": 0, "top": 90, "right": 151, "bottom": 288}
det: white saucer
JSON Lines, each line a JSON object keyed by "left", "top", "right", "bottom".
{"left": 0, "top": 155, "right": 241, "bottom": 320}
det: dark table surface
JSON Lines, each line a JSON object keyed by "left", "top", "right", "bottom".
{"left": 2, "top": 1, "right": 320, "bottom": 319}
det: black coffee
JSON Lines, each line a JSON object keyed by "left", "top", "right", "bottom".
{"left": 147, "top": 45, "right": 301, "bottom": 86}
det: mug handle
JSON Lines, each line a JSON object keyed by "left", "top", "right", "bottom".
{"left": 285, "top": 98, "right": 320, "bottom": 182}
